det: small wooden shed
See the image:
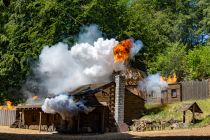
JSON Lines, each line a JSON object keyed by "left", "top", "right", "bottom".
{"left": 181, "top": 102, "right": 203, "bottom": 124}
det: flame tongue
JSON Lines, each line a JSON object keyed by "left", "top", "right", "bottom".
{"left": 6, "top": 100, "right": 14, "bottom": 110}
{"left": 0, "top": 100, "right": 14, "bottom": 110}
{"left": 113, "top": 39, "right": 133, "bottom": 63}
{"left": 161, "top": 73, "right": 177, "bottom": 84}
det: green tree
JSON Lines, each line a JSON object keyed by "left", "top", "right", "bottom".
{"left": 0, "top": 0, "right": 127, "bottom": 103}
{"left": 148, "top": 42, "right": 187, "bottom": 81}
{"left": 184, "top": 46, "right": 210, "bottom": 80}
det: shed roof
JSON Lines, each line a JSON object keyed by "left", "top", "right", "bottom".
{"left": 69, "top": 82, "right": 115, "bottom": 96}
{"left": 181, "top": 102, "right": 203, "bottom": 113}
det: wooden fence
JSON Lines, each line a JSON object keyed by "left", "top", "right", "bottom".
{"left": 0, "top": 110, "right": 16, "bottom": 126}
{"left": 181, "top": 79, "right": 209, "bottom": 101}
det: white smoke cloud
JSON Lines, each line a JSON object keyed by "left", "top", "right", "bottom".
{"left": 139, "top": 73, "right": 168, "bottom": 98}
{"left": 37, "top": 24, "right": 143, "bottom": 117}
{"left": 78, "top": 24, "right": 102, "bottom": 45}
{"left": 38, "top": 38, "right": 125, "bottom": 95}
{"left": 42, "top": 94, "right": 94, "bottom": 120}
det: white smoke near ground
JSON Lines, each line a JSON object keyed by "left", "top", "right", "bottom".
{"left": 139, "top": 73, "right": 168, "bottom": 98}
{"left": 42, "top": 94, "right": 94, "bottom": 120}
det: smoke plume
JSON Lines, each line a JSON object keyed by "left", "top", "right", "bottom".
{"left": 131, "top": 40, "right": 143, "bottom": 57}
{"left": 78, "top": 24, "right": 102, "bottom": 45}
{"left": 26, "top": 24, "right": 143, "bottom": 117}
{"left": 139, "top": 73, "right": 168, "bottom": 98}
{"left": 42, "top": 94, "right": 94, "bottom": 120}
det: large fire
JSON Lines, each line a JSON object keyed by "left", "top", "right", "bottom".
{"left": 0, "top": 100, "right": 14, "bottom": 110}
{"left": 161, "top": 73, "right": 177, "bottom": 84}
{"left": 113, "top": 39, "right": 133, "bottom": 63}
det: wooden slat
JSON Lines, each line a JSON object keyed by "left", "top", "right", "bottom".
{"left": 0, "top": 110, "right": 16, "bottom": 126}
{"left": 181, "top": 80, "right": 209, "bottom": 101}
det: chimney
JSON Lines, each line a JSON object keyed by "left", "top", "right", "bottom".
{"left": 114, "top": 73, "right": 128, "bottom": 131}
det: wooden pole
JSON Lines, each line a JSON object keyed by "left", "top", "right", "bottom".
{"left": 52, "top": 114, "right": 55, "bottom": 132}
{"left": 19, "top": 112, "right": 22, "bottom": 128}
{"left": 192, "top": 105, "right": 195, "bottom": 124}
{"left": 39, "top": 112, "right": 42, "bottom": 132}
{"left": 183, "top": 111, "right": 186, "bottom": 123}
{"left": 22, "top": 110, "right": 25, "bottom": 126}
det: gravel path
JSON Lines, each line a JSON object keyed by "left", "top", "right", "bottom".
{"left": 0, "top": 126, "right": 210, "bottom": 140}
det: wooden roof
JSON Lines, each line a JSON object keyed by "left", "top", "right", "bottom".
{"left": 181, "top": 102, "right": 203, "bottom": 113}
{"left": 69, "top": 82, "right": 115, "bottom": 96}
{"left": 122, "top": 67, "right": 145, "bottom": 86}
{"left": 16, "top": 104, "right": 42, "bottom": 109}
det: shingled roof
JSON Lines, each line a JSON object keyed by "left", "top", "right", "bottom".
{"left": 181, "top": 102, "right": 203, "bottom": 113}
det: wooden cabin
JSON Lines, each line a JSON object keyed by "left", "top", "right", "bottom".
{"left": 11, "top": 68, "right": 145, "bottom": 133}
{"left": 145, "top": 83, "right": 181, "bottom": 104}
{"left": 15, "top": 101, "right": 108, "bottom": 133}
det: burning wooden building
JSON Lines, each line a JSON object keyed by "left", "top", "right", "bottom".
{"left": 144, "top": 73, "right": 182, "bottom": 104}
{"left": 9, "top": 68, "right": 145, "bottom": 133}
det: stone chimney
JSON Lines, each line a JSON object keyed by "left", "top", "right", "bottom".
{"left": 114, "top": 73, "right": 128, "bottom": 132}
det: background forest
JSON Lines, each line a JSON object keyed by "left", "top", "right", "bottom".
{"left": 0, "top": 0, "right": 210, "bottom": 104}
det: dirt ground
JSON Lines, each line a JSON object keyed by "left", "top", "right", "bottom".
{"left": 0, "top": 126, "right": 210, "bottom": 140}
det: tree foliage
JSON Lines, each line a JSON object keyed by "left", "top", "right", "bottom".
{"left": 184, "top": 46, "right": 210, "bottom": 80}
{"left": 0, "top": 0, "right": 210, "bottom": 103}
{"left": 148, "top": 42, "right": 187, "bottom": 80}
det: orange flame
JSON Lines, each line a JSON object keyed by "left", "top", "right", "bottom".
{"left": 32, "top": 96, "right": 38, "bottom": 100}
{"left": 113, "top": 39, "right": 133, "bottom": 63}
{"left": 161, "top": 73, "right": 177, "bottom": 84}
{"left": 0, "top": 100, "right": 14, "bottom": 110}
{"left": 6, "top": 100, "right": 14, "bottom": 110}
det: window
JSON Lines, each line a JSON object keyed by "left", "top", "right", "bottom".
{"left": 151, "top": 91, "right": 156, "bottom": 99}
{"left": 171, "top": 89, "right": 177, "bottom": 98}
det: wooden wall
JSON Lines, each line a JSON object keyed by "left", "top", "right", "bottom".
{"left": 0, "top": 110, "right": 16, "bottom": 126}
{"left": 124, "top": 90, "right": 145, "bottom": 125}
{"left": 95, "top": 87, "right": 145, "bottom": 126}
{"left": 181, "top": 79, "right": 209, "bottom": 101}
{"left": 166, "top": 84, "right": 181, "bottom": 103}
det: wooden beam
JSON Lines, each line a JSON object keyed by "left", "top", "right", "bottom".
{"left": 22, "top": 110, "right": 25, "bottom": 126}
{"left": 39, "top": 112, "right": 42, "bottom": 132}
{"left": 52, "top": 114, "right": 55, "bottom": 132}
{"left": 19, "top": 112, "right": 22, "bottom": 128}
{"left": 192, "top": 105, "right": 195, "bottom": 124}
{"left": 183, "top": 111, "right": 186, "bottom": 123}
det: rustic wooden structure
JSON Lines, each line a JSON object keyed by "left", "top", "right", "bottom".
{"left": 146, "top": 83, "right": 181, "bottom": 104}
{"left": 181, "top": 79, "right": 209, "bottom": 101}
{"left": 15, "top": 100, "right": 108, "bottom": 133}
{"left": 13, "top": 83, "right": 145, "bottom": 133}
{"left": 0, "top": 110, "right": 16, "bottom": 126}
{"left": 9, "top": 68, "right": 145, "bottom": 133}
{"left": 15, "top": 105, "right": 61, "bottom": 131}
{"left": 144, "top": 78, "right": 210, "bottom": 104}
{"left": 181, "top": 102, "right": 203, "bottom": 124}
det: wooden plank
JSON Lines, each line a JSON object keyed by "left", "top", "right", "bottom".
{"left": 39, "top": 112, "right": 42, "bottom": 132}
{"left": 181, "top": 80, "right": 209, "bottom": 101}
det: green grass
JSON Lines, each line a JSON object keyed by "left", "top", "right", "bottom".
{"left": 141, "top": 99, "right": 210, "bottom": 127}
